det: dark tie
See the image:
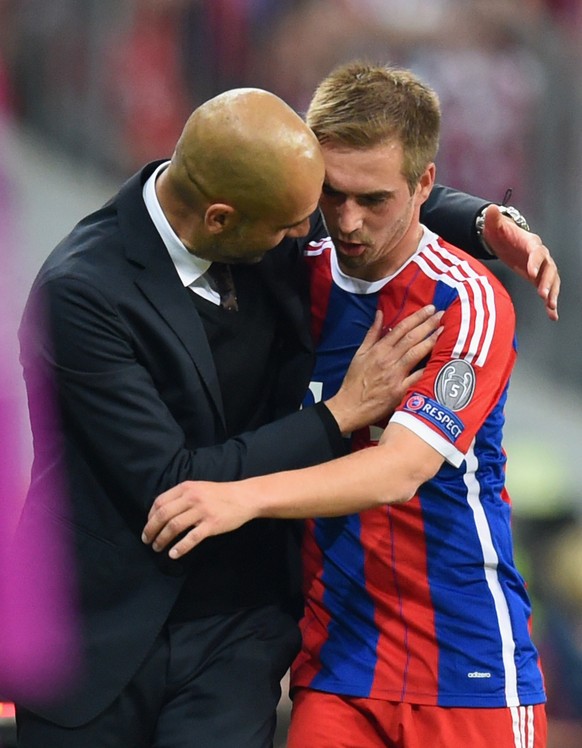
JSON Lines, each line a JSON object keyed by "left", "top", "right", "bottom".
{"left": 207, "top": 262, "right": 238, "bottom": 311}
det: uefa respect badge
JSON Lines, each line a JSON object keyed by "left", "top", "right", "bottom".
{"left": 402, "top": 359, "right": 475, "bottom": 443}
{"left": 403, "top": 392, "right": 465, "bottom": 443}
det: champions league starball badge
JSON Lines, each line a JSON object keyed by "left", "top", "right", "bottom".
{"left": 434, "top": 359, "right": 475, "bottom": 411}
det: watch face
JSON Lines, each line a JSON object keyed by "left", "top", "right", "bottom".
{"left": 501, "top": 206, "right": 530, "bottom": 232}
{"left": 476, "top": 204, "right": 530, "bottom": 243}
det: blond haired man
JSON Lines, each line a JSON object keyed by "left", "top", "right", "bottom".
{"left": 144, "top": 64, "right": 547, "bottom": 747}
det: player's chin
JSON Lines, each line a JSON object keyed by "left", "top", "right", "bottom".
{"left": 338, "top": 251, "right": 366, "bottom": 269}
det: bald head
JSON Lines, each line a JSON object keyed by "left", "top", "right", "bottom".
{"left": 167, "top": 88, "right": 324, "bottom": 219}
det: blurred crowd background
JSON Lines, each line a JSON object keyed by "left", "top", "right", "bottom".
{"left": 0, "top": 1, "right": 581, "bottom": 746}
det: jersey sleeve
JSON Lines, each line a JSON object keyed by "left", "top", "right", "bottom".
{"left": 391, "top": 275, "right": 516, "bottom": 467}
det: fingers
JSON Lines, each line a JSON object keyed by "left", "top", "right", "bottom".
{"left": 545, "top": 273, "right": 560, "bottom": 321}
{"left": 526, "top": 247, "right": 560, "bottom": 321}
{"left": 385, "top": 304, "right": 436, "bottom": 342}
{"left": 396, "top": 308, "right": 442, "bottom": 341}
{"left": 324, "top": 304, "right": 444, "bottom": 434}
{"left": 142, "top": 484, "right": 197, "bottom": 551}
{"left": 349, "top": 305, "right": 438, "bottom": 370}
{"left": 357, "top": 309, "right": 384, "bottom": 354}
{"left": 537, "top": 259, "right": 560, "bottom": 321}
{"left": 142, "top": 494, "right": 208, "bottom": 558}
{"left": 382, "top": 307, "right": 444, "bottom": 365}
{"left": 396, "top": 316, "right": 444, "bottom": 370}
{"left": 402, "top": 368, "right": 424, "bottom": 391}
{"left": 167, "top": 526, "right": 206, "bottom": 559}
{"left": 142, "top": 481, "right": 253, "bottom": 559}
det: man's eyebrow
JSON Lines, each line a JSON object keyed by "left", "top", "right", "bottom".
{"left": 322, "top": 181, "right": 392, "bottom": 200}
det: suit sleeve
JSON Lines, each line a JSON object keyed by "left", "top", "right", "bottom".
{"left": 19, "top": 272, "right": 346, "bottom": 518}
{"left": 420, "top": 184, "right": 492, "bottom": 259}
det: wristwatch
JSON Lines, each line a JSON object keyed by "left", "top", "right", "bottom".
{"left": 475, "top": 204, "right": 530, "bottom": 256}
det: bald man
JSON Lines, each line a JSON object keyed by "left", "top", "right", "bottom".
{"left": 15, "top": 87, "right": 555, "bottom": 748}
{"left": 158, "top": 88, "right": 326, "bottom": 262}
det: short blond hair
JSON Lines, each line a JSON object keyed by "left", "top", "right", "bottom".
{"left": 306, "top": 61, "right": 441, "bottom": 193}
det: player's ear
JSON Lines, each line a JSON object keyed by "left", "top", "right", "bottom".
{"left": 205, "top": 204, "right": 239, "bottom": 234}
{"left": 417, "top": 163, "right": 436, "bottom": 204}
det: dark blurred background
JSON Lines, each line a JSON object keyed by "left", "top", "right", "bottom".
{"left": 0, "top": 1, "right": 581, "bottom": 746}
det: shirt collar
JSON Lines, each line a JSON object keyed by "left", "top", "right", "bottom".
{"left": 142, "top": 161, "right": 211, "bottom": 287}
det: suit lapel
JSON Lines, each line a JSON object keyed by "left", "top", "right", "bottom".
{"left": 135, "top": 269, "right": 225, "bottom": 423}
{"left": 117, "top": 164, "right": 226, "bottom": 429}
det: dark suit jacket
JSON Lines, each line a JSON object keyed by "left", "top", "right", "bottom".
{"left": 16, "top": 162, "right": 347, "bottom": 726}
{"left": 16, "top": 161, "right": 489, "bottom": 726}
